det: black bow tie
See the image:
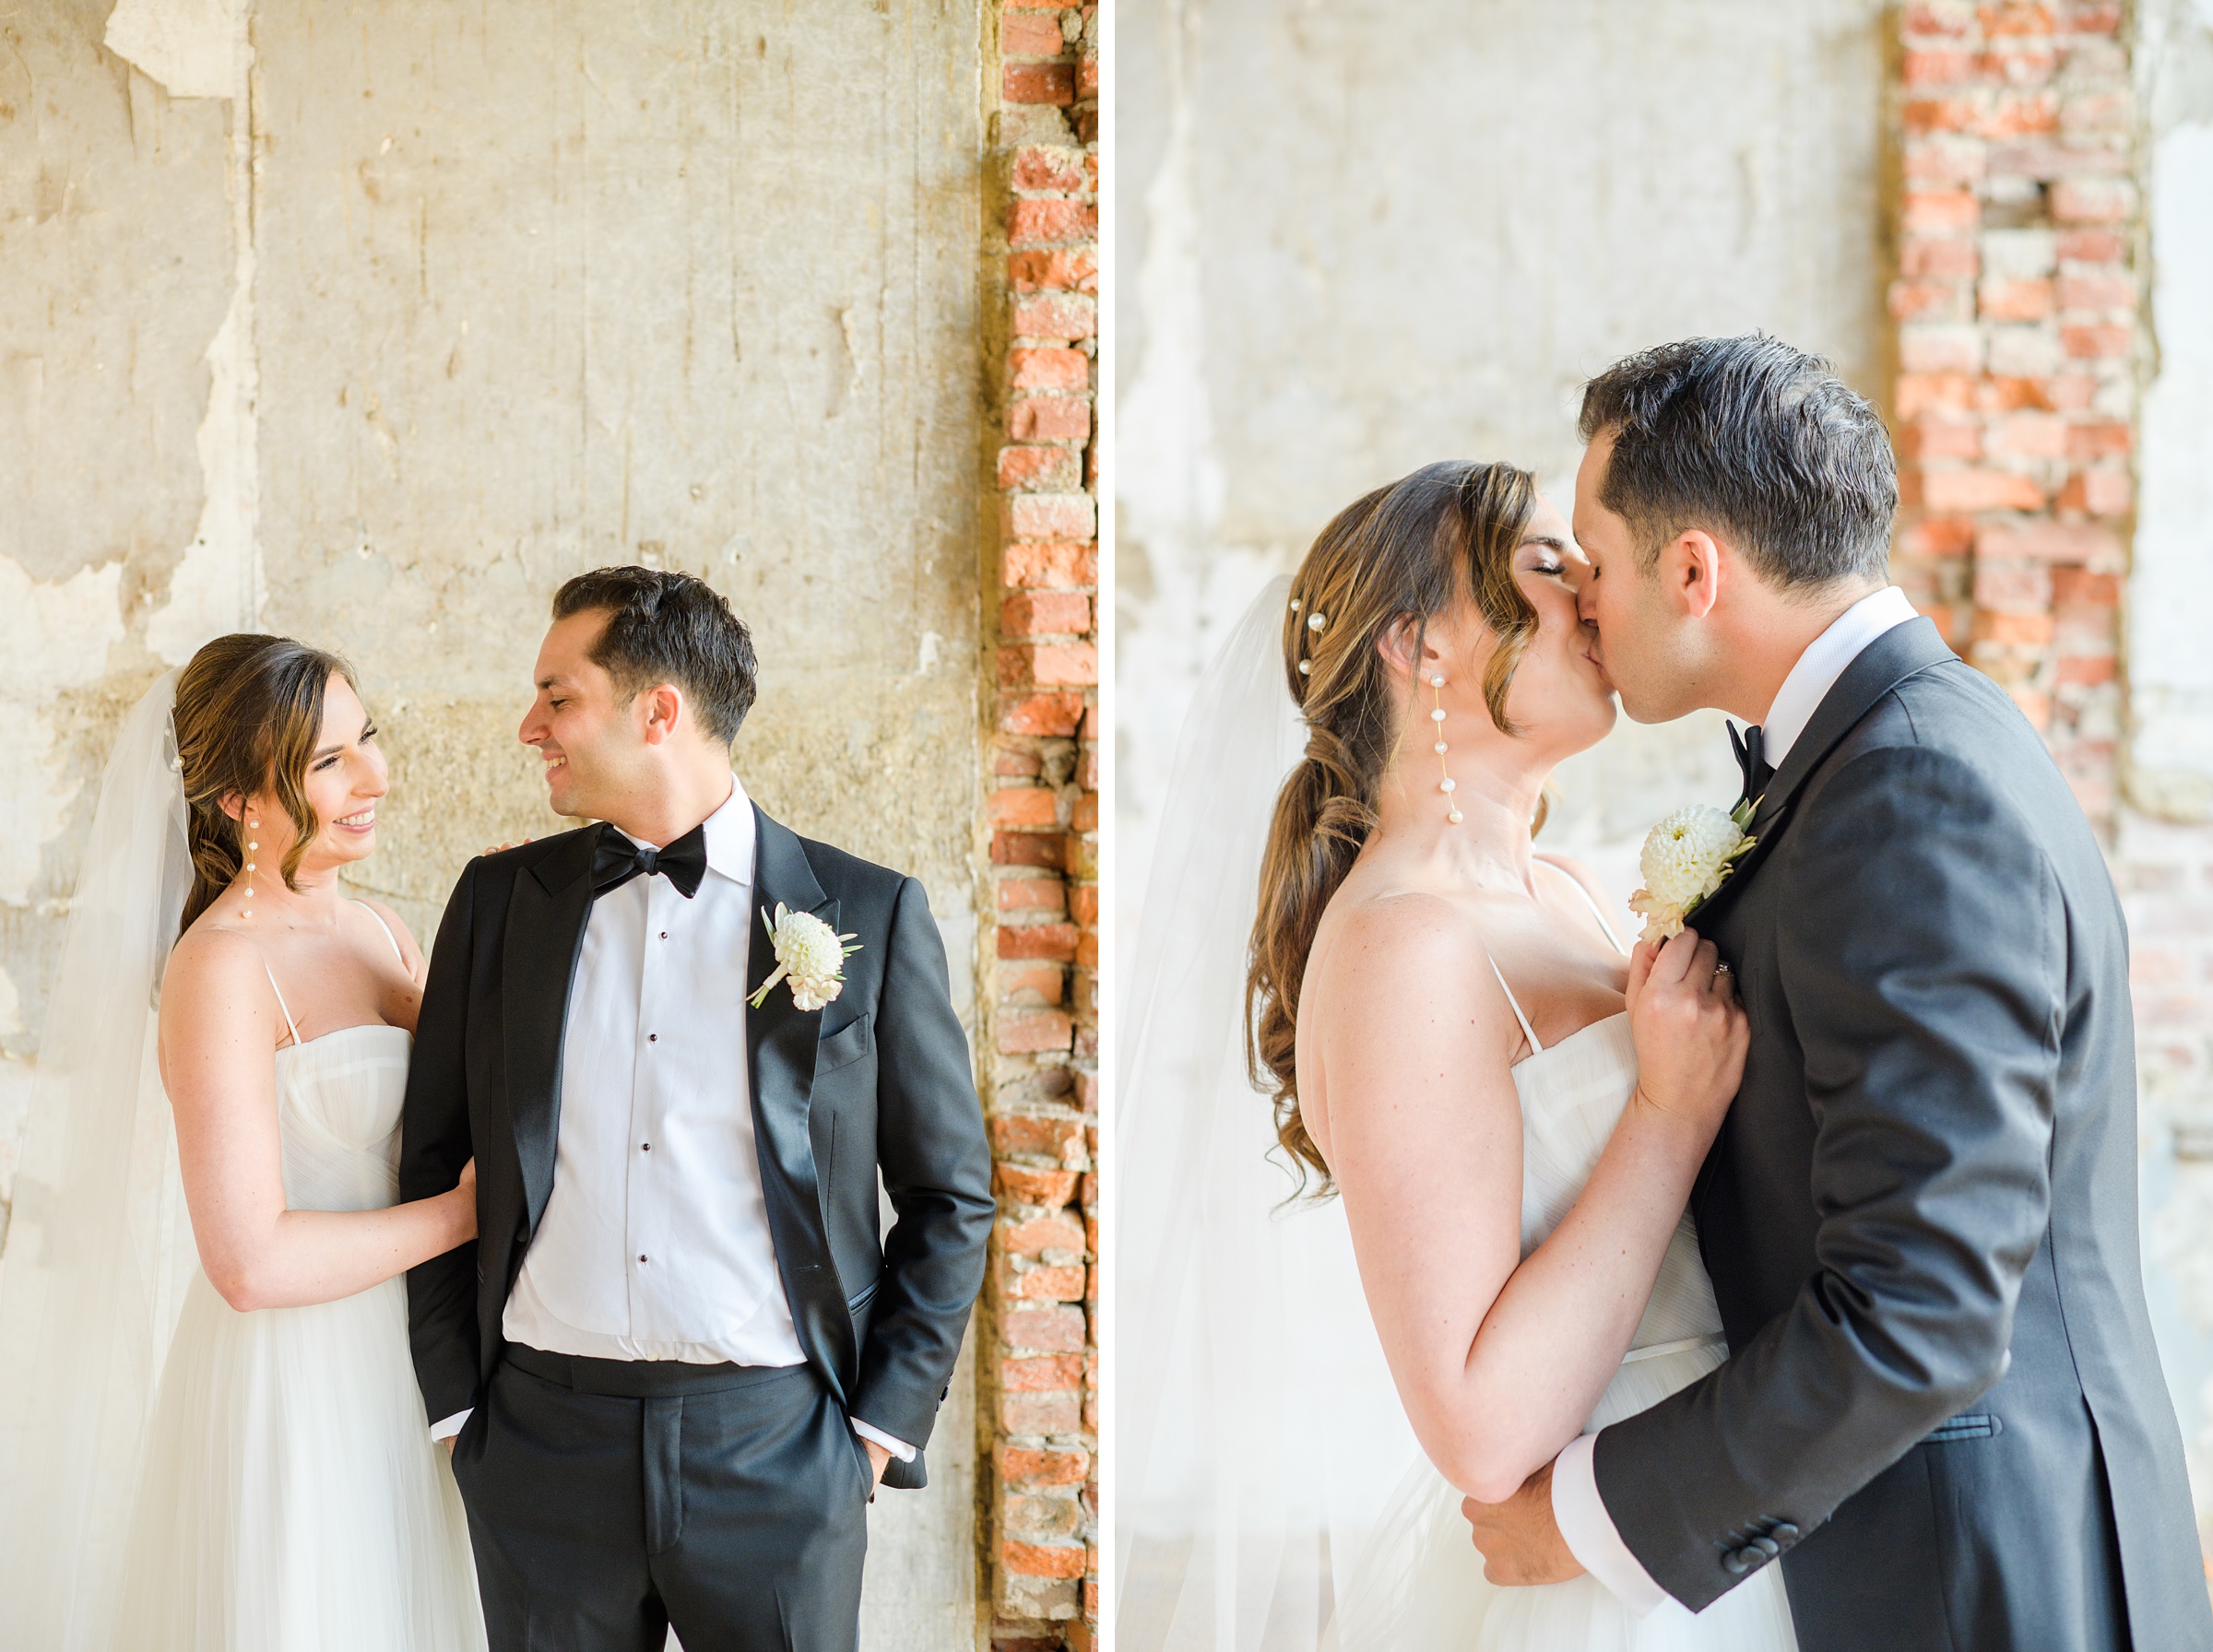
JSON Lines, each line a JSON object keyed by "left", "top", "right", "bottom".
{"left": 591, "top": 822, "right": 709, "bottom": 900}
{"left": 1729, "top": 722, "right": 1774, "bottom": 808}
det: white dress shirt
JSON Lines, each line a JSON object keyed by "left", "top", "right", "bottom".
{"left": 431, "top": 774, "right": 909, "bottom": 1461}
{"left": 1550, "top": 584, "right": 1922, "bottom": 1611}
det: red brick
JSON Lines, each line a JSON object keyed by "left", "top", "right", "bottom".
{"left": 1904, "top": 49, "right": 1978, "bottom": 85}
{"left": 990, "top": 1113, "right": 1086, "bottom": 1161}
{"left": 1982, "top": 43, "right": 2057, "bottom": 85}
{"left": 998, "top": 444, "right": 1083, "bottom": 491}
{"left": 1008, "top": 197, "right": 1097, "bottom": 246}
{"left": 1899, "top": 516, "right": 1978, "bottom": 559}
{"left": 996, "top": 1164, "right": 1080, "bottom": 1207}
{"left": 1003, "top": 1540, "right": 1086, "bottom": 1579}
{"left": 998, "top": 1009, "right": 1073, "bottom": 1055}
{"left": 1003, "top": 61, "right": 1075, "bottom": 106}
{"left": 1921, "top": 467, "right": 2044, "bottom": 511}
{"left": 1899, "top": 419, "right": 1982, "bottom": 461}
{"left": 1000, "top": 692, "right": 1084, "bottom": 739}
{"left": 997, "top": 960, "right": 1067, "bottom": 1005}
{"left": 1009, "top": 395, "right": 1092, "bottom": 442}
{"left": 1976, "top": 376, "right": 2057, "bottom": 411}
{"left": 2052, "top": 178, "right": 2134, "bottom": 221}
{"left": 1000, "top": 1390, "right": 1083, "bottom": 1434}
{"left": 1978, "top": 277, "right": 2053, "bottom": 320}
{"left": 1000, "top": 1306, "right": 1089, "bottom": 1356}
{"left": 1904, "top": 136, "right": 1989, "bottom": 185}
{"left": 1007, "top": 248, "right": 1099, "bottom": 292}
{"left": 1897, "top": 372, "right": 1977, "bottom": 417}
{"left": 1899, "top": 236, "right": 1981, "bottom": 278}
{"left": 1900, "top": 324, "right": 1983, "bottom": 372}
{"left": 2052, "top": 567, "right": 2121, "bottom": 606}
{"left": 1001, "top": 640, "right": 1099, "bottom": 686}
{"left": 1002, "top": 1352, "right": 1085, "bottom": 1392}
{"left": 1010, "top": 347, "right": 1090, "bottom": 391}
{"left": 991, "top": 830, "right": 1065, "bottom": 868}
{"left": 2066, "top": 2, "right": 2121, "bottom": 33}
{"left": 1905, "top": 1, "right": 1977, "bottom": 35}
{"left": 998, "top": 1259, "right": 1085, "bottom": 1301}
{"left": 2042, "top": 373, "right": 2100, "bottom": 410}
{"left": 999, "top": 922, "right": 1080, "bottom": 961}
{"left": 1972, "top": 560, "right": 2053, "bottom": 609}
{"left": 1975, "top": 519, "right": 2124, "bottom": 560}
{"left": 2055, "top": 229, "right": 2124, "bottom": 262}
{"left": 1981, "top": 1, "right": 2055, "bottom": 32}
{"left": 1003, "top": 589, "right": 1091, "bottom": 636}
{"left": 1069, "top": 884, "right": 1098, "bottom": 926}
{"left": 1906, "top": 97, "right": 1980, "bottom": 134}
{"left": 2054, "top": 654, "right": 2116, "bottom": 685}
{"left": 1001, "top": 540, "right": 1096, "bottom": 588}
{"left": 1001, "top": 12, "right": 1067, "bottom": 58}
{"left": 1006, "top": 492, "right": 1096, "bottom": 540}
{"left": 1986, "top": 412, "right": 2067, "bottom": 458}
{"left": 2055, "top": 468, "right": 2130, "bottom": 513}
{"left": 1982, "top": 89, "right": 2059, "bottom": 136}
{"left": 1071, "top": 791, "right": 1098, "bottom": 832}
{"left": 1902, "top": 190, "right": 1980, "bottom": 234}
{"left": 999, "top": 878, "right": 1068, "bottom": 914}
{"left": 1011, "top": 144, "right": 1088, "bottom": 194}
{"left": 1974, "top": 609, "right": 2057, "bottom": 646}
{"left": 2056, "top": 272, "right": 2133, "bottom": 310}
{"left": 1013, "top": 292, "right": 1097, "bottom": 340}
{"left": 990, "top": 787, "right": 1060, "bottom": 829}
{"left": 1003, "top": 1211, "right": 1086, "bottom": 1255}
{"left": 995, "top": 747, "right": 1041, "bottom": 778}
{"left": 2065, "top": 421, "right": 2131, "bottom": 460}
{"left": 2060, "top": 324, "right": 2131, "bottom": 360}
{"left": 1890, "top": 278, "right": 1969, "bottom": 321}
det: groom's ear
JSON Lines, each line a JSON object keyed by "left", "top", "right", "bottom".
{"left": 1660, "top": 529, "right": 1724, "bottom": 622}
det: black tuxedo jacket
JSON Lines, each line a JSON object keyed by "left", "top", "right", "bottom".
{"left": 398, "top": 806, "right": 994, "bottom": 1492}
{"left": 1593, "top": 619, "right": 2211, "bottom": 1649}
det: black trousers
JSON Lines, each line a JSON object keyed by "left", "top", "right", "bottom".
{"left": 452, "top": 1346, "right": 870, "bottom": 1652}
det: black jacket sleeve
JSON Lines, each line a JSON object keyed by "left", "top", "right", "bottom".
{"left": 848, "top": 875, "right": 995, "bottom": 1470}
{"left": 1593, "top": 744, "right": 2065, "bottom": 1609}
{"left": 399, "top": 858, "right": 483, "bottom": 1426}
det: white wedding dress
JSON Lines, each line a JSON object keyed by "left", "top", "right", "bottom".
{"left": 109, "top": 930, "right": 485, "bottom": 1652}
{"left": 1324, "top": 899, "right": 1797, "bottom": 1651}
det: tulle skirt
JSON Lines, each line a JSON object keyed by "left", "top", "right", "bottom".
{"left": 111, "top": 1268, "right": 485, "bottom": 1652}
{"left": 1325, "top": 1341, "right": 1799, "bottom": 1652}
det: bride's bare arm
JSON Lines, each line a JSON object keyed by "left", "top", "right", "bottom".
{"left": 1315, "top": 907, "right": 1744, "bottom": 1504}
{"left": 158, "top": 930, "right": 476, "bottom": 1313}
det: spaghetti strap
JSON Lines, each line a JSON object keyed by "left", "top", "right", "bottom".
{"left": 1487, "top": 955, "right": 1543, "bottom": 1056}
{"left": 262, "top": 962, "right": 302, "bottom": 1049}
{"left": 353, "top": 900, "right": 407, "bottom": 968}
{"left": 1539, "top": 856, "right": 1627, "bottom": 955}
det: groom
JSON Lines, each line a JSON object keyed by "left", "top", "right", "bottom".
{"left": 399, "top": 566, "right": 993, "bottom": 1651}
{"left": 1464, "top": 337, "right": 2212, "bottom": 1649}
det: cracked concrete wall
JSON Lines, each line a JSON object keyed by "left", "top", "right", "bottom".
{"left": 1116, "top": 0, "right": 1892, "bottom": 935}
{"left": 1, "top": 3, "right": 988, "bottom": 1645}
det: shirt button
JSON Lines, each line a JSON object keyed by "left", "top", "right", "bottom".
{"left": 638, "top": 1255, "right": 648, "bottom": 1264}
{"left": 641, "top": 1142, "right": 651, "bottom": 1152}
{"left": 660, "top": 931, "right": 669, "bottom": 940}
{"left": 648, "top": 1032, "right": 658, "bottom": 1043}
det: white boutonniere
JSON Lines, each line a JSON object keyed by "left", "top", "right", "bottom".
{"left": 748, "top": 903, "right": 861, "bottom": 1012}
{"left": 1628, "top": 798, "right": 1759, "bottom": 946}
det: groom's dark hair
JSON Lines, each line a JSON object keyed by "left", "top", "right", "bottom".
{"left": 552, "top": 565, "right": 758, "bottom": 745}
{"left": 1579, "top": 335, "right": 1897, "bottom": 588}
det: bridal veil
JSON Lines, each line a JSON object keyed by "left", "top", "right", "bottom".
{"left": 0, "top": 671, "right": 199, "bottom": 1650}
{"left": 1117, "top": 578, "right": 1419, "bottom": 1651}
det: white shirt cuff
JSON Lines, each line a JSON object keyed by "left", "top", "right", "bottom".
{"left": 1553, "top": 1433, "right": 1670, "bottom": 1614}
{"left": 430, "top": 1409, "right": 471, "bottom": 1442}
{"left": 850, "top": 1418, "right": 916, "bottom": 1462}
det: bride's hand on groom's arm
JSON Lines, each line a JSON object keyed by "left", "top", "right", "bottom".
{"left": 1622, "top": 927, "right": 1747, "bottom": 1145}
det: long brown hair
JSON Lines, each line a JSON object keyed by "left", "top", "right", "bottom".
{"left": 172, "top": 634, "right": 358, "bottom": 935}
{"left": 1246, "top": 461, "right": 1541, "bottom": 1192}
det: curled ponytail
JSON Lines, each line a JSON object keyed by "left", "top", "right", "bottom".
{"left": 172, "top": 634, "right": 357, "bottom": 936}
{"left": 1245, "top": 461, "right": 1540, "bottom": 1192}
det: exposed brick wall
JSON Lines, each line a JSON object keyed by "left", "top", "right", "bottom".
{"left": 981, "top": 2, "right": 1099, "bottom": 1646}
{"left": 1888, "top": 0, "right": 2135, "bottom": 835}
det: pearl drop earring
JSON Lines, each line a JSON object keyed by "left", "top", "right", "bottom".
{"left": 1430, "top": 676, "right": 1462, "bottom": 824}
{"left": 243, "top": 818, "right": 260, "bottom": 919}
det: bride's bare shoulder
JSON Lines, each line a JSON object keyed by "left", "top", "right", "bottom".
{"left": 163, "top": 914, "right": 271, "bottom": 1016}
{"left": 1307, "top": 886, "right": 1503, "bottom": 1016}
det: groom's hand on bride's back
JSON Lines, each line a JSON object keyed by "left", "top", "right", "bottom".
{"left": 1622, "top": 927, "right": 1747, "bottom": 1144}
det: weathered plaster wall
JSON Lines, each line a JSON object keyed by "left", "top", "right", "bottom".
{"left": 1115, "top": 0, "right": 1892, "bottom": 930}
{"left": 1, "top": 3, "right": 990, "bottom": 1644}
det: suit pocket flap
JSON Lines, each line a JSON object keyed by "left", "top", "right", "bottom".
{"left": 816, "top": 1012, "right": 873, "bottom": 1075}
{"left": 1924, "top": 1412, "right": 2002, "bottom": 1445}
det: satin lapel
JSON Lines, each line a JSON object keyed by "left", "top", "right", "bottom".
{"left": 503, "top": 827, "right": 601, "bottom": 1236}
{"left": 1695, "top": 617, "right": 1958, "bottom": 930}
{"left": 746, "top": 807, "right": 857, "bottom": 1398}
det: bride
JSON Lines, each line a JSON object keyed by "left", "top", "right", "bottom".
{"left": 0, "top": 635, "right": 485, "bottom": 1650}
{"left": 1118, "top": 460, "right": 1797, "bottom": 1650}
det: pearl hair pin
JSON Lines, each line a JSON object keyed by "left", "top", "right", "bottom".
{"left": 1432, "top": 676, "right": 1462, "bottom": 824}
